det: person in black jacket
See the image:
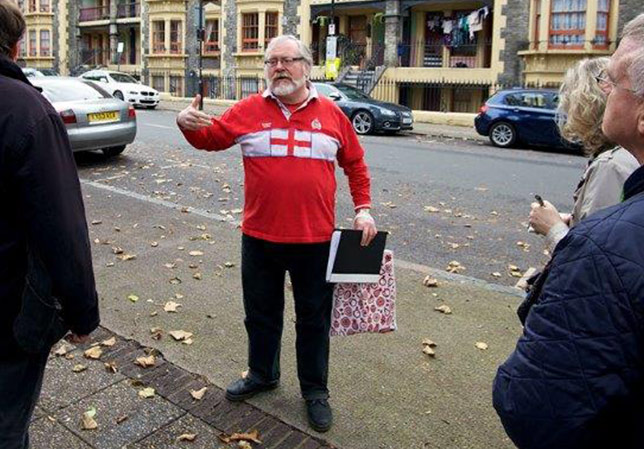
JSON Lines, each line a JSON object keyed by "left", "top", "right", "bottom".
{"left": 0, "top": 1, "right": 99, "bottom": 447}
{"left": 493, "top": 13, "right": 644, "bottom": 449}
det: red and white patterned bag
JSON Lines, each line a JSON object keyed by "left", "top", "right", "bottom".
{"left": 330, "top": 250, "right": 397, "bottom": 336}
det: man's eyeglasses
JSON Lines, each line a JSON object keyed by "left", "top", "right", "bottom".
{"left": 264, "top": 57, "right": 305, "bottom": 68}
{"left": 595, "top": 69, "right": 639, "bottom": 96}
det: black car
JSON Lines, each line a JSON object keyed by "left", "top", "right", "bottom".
{"left": 313, "top": 82, "right": 413, "bottom": 135}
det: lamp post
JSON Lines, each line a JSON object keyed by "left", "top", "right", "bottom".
{"left": 198, "top": 0, "right": 204, "bottom": 110}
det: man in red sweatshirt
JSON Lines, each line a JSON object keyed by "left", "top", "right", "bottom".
{"left": 177, "top": 34, "right": 376, "bottom": 432}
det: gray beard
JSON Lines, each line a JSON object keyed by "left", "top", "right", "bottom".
{"left": 271, "top": 76, "right": 305, "bottom": 96}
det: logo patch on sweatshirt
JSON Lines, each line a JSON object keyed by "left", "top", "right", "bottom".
{"left": 262, "top": 122, "right": 272, "bottom": 129}
{"left": 311, "top": 118, "right": 322, "bottom": 130}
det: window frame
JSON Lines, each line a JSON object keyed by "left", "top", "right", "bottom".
{"left": 241, "top": 12, "right": 259, "bottom": 52}
{"left": 548, "top": 0, "right": 586, "bottom": 49}
{"left": 265, "top": 11, "right": 279, "bottom": 48}
{"left": 204, "top": 18, "right": 220, "bottom": 54}
{"left": 152, "top": 21, "right": 165, "bottom": 54}
{"left": 169, "top": 20, "right": 183, "bottom": 54}
{"left": 39, "top": 29, "right": 50, "bottom": 56}
{"left": 593, "top": 0, "right": 610, "bottom": 49}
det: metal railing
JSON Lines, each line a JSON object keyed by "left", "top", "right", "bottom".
{"left": 116, "top": 2, "right": 140, "bottom": 19}
{"left": 185, "top": 74, "right": 266, "bottom": 101}
{"left": 79, "top": 5, "right": 110, "bottom": 22}
{"left": 310, "top": 40, "right": 385, "bottom": 69}
{"left": 397, "top": 39, "right": 493, "bottom": 69}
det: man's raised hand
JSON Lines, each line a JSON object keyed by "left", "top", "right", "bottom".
{"left": 177, "top": 95, "right": 213, "bottom": 131}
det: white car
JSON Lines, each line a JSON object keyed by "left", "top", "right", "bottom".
{"left": 79, "top": 70, "right": 160, "bottom": 109}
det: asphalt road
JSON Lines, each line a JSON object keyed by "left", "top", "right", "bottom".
{"left": 76, "top": 108, "right": 587, "bottom": 286}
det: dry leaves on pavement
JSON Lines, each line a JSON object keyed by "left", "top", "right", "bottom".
{"left": 104, "top": 362, "right": 118, "bottom": 373}
{"left": 72, "top": 364, "right": 87, "bottom": 373}
{"left": 446, "top": 261, "right": 465, "bottom": 274}
{"left": 422, "top": 276, "right": 439, "bottom": 288}
{"left": 127, "top": 294, "right": 139, "bottom": 303}
{"left": 100, "top": 337, "right": 116, "bottom": 347}
{"left": 177, "top": 433, "right": 197, "bottom": 442}
{"left": 422, "top": 338, "right": 436, "bottom": 357}
{"left": 190, "top": 387, "right": 207, "bottom": 400}
{"left": 134, "top": 355, "right": 156, "bottom": 368}
{"left": 475, "top": 342, "right": 489, "bottom": 350}
{"left": 138, "top": 387, "right": 156, "bottom": 399}
{"left": 434, "top": 305, "right": 452, "bottom": 315}
{"left": 219, "top": 429, "right": 262, "bottom": 444}
{"left": 81, "top": 407, "right": 98, "bottom": 430}
{"left": 83, "top": 346, "right": 103, "bottom": 360}
{"left": 169, "top": 330, "right": 193, "bottom": 341}
{"left": 163, "top": 301, "right": 181, "bottom": 313}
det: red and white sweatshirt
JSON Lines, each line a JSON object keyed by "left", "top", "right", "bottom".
{"left": 180, "top": 86, "right": 372, "bottom": 243}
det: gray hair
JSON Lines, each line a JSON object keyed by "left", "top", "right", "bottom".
{"left": 265, "top": 35, "right": 313, "bottom": 68}
{"left": 621, "top": 13, "right": 644, "bottom": 96}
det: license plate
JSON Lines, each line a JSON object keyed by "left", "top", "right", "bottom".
{"left": 403, "top": 118, "right": 412, "bottom": 124}
{"left": 88, "top": 111, "right": 119, "bottom": 123}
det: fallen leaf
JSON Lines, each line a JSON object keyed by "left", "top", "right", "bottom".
{"left": 106, "top": 262, "right": 115, "bottom": 267}
{"left": 422, "top": 346, "right": 436, "bottom": 357}
{"left": 127, "top": 294, "right": 139, "bottom": 303}
{"left": 112, "top": 246, "right": 123, "bottom": 254}
{"left": 134, "top": 355, "right": 156, "bottom": 368}
{"left": 238, "top": 442, "right": 252, "bottom": 449}
{"left": 104, "top": 362, "right": 118, "bottom": 373}
{"left": 190, "top": 387, "right": 207, "bottom": 400}
{"left": 164, "top": 263, "right": 176, "bottom": 269}
{"left": 53, "top": 344, "right": 70, "bottom": 357}
{"left": 150, "top": 241, "right": 159, "bottom": 247}
{"left": 117, "top": 253, "right": 137, "bottom": 261}
{"left": 434, "top": 305, "right": 452, "bottom": 315}
{"left": 446, "top": 261, "right": 465, "bottom": 273}
{"left": 193, "top": 272, "right": 202, "bottom": 280}
{"left": 81, "top": 408, "right": 98, "bottom": 430}
{"left": 169, "top": 277, "right": 182, "bottom": 285}
{"left": 116, "top": 415, "right": 128, "bottom": 424}
{"left": 178, "top": 433, "right": 197, "bottom": 442}
{"left": 101, "top": 337, "right": 116, "bottom": 347}
{"left": 91, "top": 220, "right": 102, "bottom": 225}
{"left": 475, "top": 342, "right": 489, "bottom": 350}
{"left": 138, "top": 387, "right": 156, "bottom": 399}
{"left": 422, "top": 338, "right": 437, "bottom": 347}
{"left": 491, "top": 272, "right": 502, "bottom": 278}
{"left": 424, "top": 206, "right": 440, "bottom": 213}
{"left": 150, "top": 311, "right": 158, "bottom": 317}
{"left": 84, "top": 346, "right": 103, "bottom": 360}
{"left": 219, "top": 429, "right": 262, "bottom": 444}
{"left": 169, "top": 330, "right": 193, "bottom": 341}
{"left": 224, "top": 262, "right": 235, "bottom": 268}
{"left": 422, "top": 276, "right": 439, "bottom": 288}
{"left": 175, "top": 293, "right": 184, "bottom": 299}
{"left": 164, "top": 301, "right": 181, "bottom": 313}
{"left": 72, "top": 364, "right": 87, "bottom": 373}
{"left": 189, "top": 250, "right": 204, "bottom": 256}
{"left": 182, "top": 338, "right": 194, "bottom": 345}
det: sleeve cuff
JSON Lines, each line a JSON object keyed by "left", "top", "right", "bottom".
{"left": 546, "top": 222, "right": 570, "bottom": 252}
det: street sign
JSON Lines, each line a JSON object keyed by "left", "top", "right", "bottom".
{"left": 328, "top": 23, "right": 335, "bottom": 36}
{"left": 117, "top": 42, "right": 124, "bottom": 54}
{"left": 326, "top": 35, "right": 337, "bottom": 61}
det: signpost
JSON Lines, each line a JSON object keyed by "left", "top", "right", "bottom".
{"left": 196, "top": 2, "right": 205, "bottom": 110}
{"left": 116, "top": 41, "right": 124, "bottom": 71}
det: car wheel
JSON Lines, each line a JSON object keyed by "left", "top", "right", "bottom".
{"left": 113, "top": 91, "right": 124, "bottom": 100}
{"left": 352, "top": 111, "right": 374, "bottom": 135}
{"left": 489, "top": 122, "right": 517, "bottom": 148}
{"left": 102, "top": 145, "right": 126, "bottom": 158}
{"left": 147, "top": 105, "right": 157, "bottom": 110}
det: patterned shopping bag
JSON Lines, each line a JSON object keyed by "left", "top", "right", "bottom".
{"left": 330, "top": 250, "right": 397, "bottom": 336}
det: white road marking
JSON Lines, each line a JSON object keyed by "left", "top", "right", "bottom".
{"left": 80, "top": 179, "right": 522, "bottom": 297}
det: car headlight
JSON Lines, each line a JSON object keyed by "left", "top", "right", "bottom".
{"left": 379, "top": 108, "right": 396, "bottom": 117}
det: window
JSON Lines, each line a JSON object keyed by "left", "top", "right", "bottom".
{"left": 169, "top": 76, "right": 183, "bottom": 97}
{"left": 19, "top": 38, "right": 26, "bottom": 57}
{"left": 152, "top": 21, "right": 165, "bottom": 53}
{"left": 39, "top": 0, "right": 49, "bottom": 12}
{"left": 594, "top": 0, "right": 610, "bottom": 48}
{"left": 265, "top": 12, "right": 278, "bottom": 47}
{"left": 28, "top": 30, "right": 36, "bottom": 56}
{"left": 152, "top": 75, "right": 165, "bottom": 92}
{"left": 242, "top": 13, "right": 259, "bottom": 51}
{"left": 533, "top": 0, "right": 541, "bottom": 49}
{"left": 40, "top": 30, "right": 50, "bottom": 56}
{"left": 28, "top": 0, "right": 35, "bottom": 12}
{"left": 204, "top": 19, "right": 219, "bottom": 53}
{"left": 549, "top": 0, "right": 586, "bottom": 48}
{"left": 170, "top": 20, "right": 182, "bottom": 54}
{"left": 505, "top": 92, "right": 549, "bottom": 109}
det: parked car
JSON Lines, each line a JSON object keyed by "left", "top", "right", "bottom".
{"left": 22, "top": 67, "right": 59, "bottom": 77}
{"left": 313, "top": 82, "right": 413, "bottom": 135}
{"left": 78, "top": 70, "right": 160, "bottom": 109}
{"left": 31, "top": 77, "right": 137, "bottom": 157}
{"left": 474, "top": 88, "right": 572, "bottom": 149}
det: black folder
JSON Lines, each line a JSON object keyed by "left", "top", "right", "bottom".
{"left": 325, "top": 229, "right": 388, "bottom": 283}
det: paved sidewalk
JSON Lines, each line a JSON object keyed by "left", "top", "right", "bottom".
{"left": 33, "top": 327, "right": 330, "bottom": 449}
{"left": 156, "top": 99, "right": 484, "bottom": 142}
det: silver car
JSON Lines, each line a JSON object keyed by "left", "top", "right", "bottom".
{"left": 31, "top": 77, "right": 137, "bottom": 157}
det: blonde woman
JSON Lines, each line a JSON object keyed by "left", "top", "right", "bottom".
{"left": 528, "top": 57, "right": 639, "bottom": 251}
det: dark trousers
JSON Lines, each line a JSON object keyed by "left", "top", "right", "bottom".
{"left": 0, "top": 351, "right": 48, "bottom": 449}
{"left": 241, "top": 234, "right": 334, "bottom": 400}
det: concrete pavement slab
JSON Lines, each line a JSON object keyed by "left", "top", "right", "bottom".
{"left": 127, "top": 414, "right": 224, "bottom": 449}
{"left": 54, "top": 380, "right": 185, "bottom": 449}
{"left": 30, "top": 417, "right": 93, "bottom": 449}
{"left": 77, "top": 179, "right": 524, "bottom": 449}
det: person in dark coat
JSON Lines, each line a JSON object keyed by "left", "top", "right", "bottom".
{"left": 0, "top": 1, "right": 99, "bottom": 447}
{"left": 493, "top": 13, "right": 644, "bottom": 449}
